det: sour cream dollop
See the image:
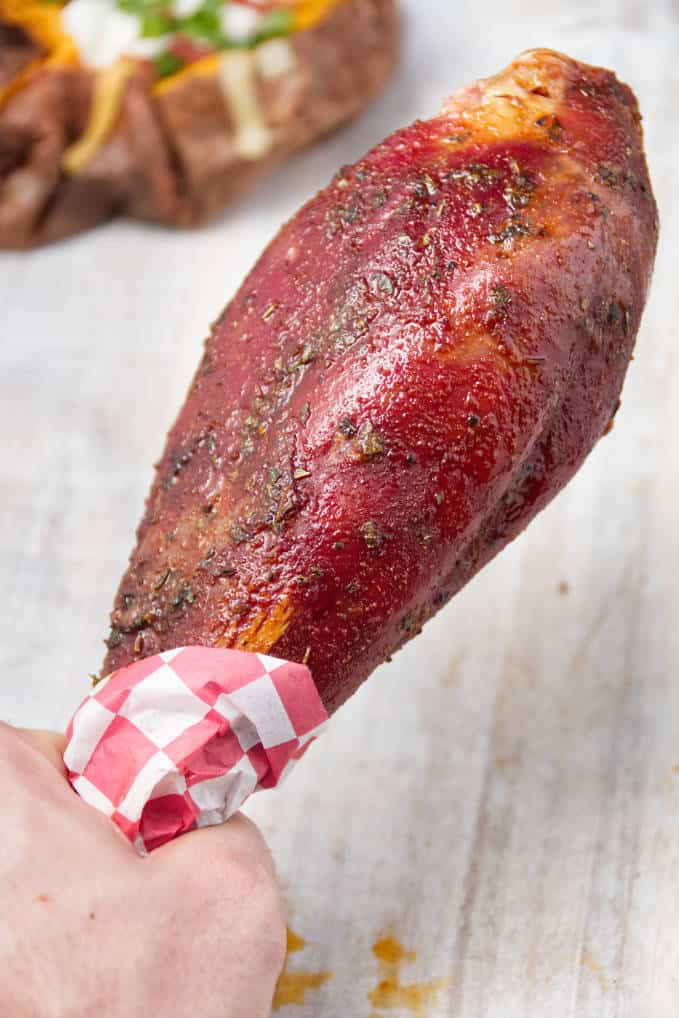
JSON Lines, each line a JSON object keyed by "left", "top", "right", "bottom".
{"left": 62, "top": 0, "right": 170, "bottom": 68}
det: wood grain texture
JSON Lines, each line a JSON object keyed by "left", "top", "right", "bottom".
{"left": 0, "top": 1, "right": 677, "bottom": 1015}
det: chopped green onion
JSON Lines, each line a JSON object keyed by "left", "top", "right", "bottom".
{"left": 177, "top": 7, "right": 225, "bottom": 47}
{"left": 140, "top": 11, "right": 174, "bottom": 37}
{"left": 153, "top": 50, "right": 185, "bottom": 78}
{"left": 255, "top": 8, "right": 295, "bottom": 43}
{"left": 111, "top": 1, "right": 296, "bottom": 61}
{"left": 117, "top": 0, "right": 163, "bottom": 12}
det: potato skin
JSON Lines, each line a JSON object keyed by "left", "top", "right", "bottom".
{"left": 0, "top": 0, "right": 399, "bottom": 247}
{"left": 104, "top": 50, "right": 658, "bottom": 714}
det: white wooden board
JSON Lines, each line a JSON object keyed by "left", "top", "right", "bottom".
{"left": 1, "top": 1, "right": 678, "bottom": 1015}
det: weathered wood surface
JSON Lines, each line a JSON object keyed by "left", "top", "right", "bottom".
{"left": 1, "top": 1, "right": 677, "bottom": 1014}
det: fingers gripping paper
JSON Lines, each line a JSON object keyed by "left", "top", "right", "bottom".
{"left": 64, "top": 648, "right": 328, "bottom": 853}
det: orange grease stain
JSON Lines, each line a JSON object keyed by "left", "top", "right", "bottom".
{"left": 581, "top": 949, "right": 610, "bottom": 993}
{"left": 286, "top": 928, "right": 307, "bottom": 954}
{"left": 272, "top": 927, "right": 332, "bottom": 1010}
{"left": 368, "top": 936, "right": 446, "bottom": 1017}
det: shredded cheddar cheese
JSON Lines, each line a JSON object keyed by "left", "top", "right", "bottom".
{"left": 292, "top": 0, "right": 341, "bottom": 31}
{"left": 0, "top": 0, "right": 77, "bottom": 107}
{"left": 62, "top": 57, "right": 135, "bottom": 173}
{"left": 0, "top": 0, "right": 76, "bottom": 65}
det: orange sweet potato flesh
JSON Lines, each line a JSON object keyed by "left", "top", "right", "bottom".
{"left": 104, "top": 50, "right": 658, "bottom": 714}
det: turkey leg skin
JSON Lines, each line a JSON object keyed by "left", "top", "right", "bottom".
{"left": 104, "top": 49, "right": 658, "bottom": 714}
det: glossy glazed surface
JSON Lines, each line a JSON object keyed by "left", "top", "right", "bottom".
{"left": 104, "top": 49, "right": 657, "bottom": 712}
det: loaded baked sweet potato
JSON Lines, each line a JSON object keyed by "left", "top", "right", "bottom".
{"left": 103, "top": 49, "right": 658, "bottom": 714}
{"left": 0, "top": 0, "right": 398, "bottom": 247}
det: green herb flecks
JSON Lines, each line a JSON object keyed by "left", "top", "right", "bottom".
{"left": 255, "top": 8, "right": 294, "bottom": 43}
{"left": 112, "top": 0, "right": 296, "bottom": 82}
{"left": 154, "top": 51, "right": 184, "bottom": 79}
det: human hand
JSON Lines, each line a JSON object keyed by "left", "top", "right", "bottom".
{"left": 0, "top": 722, "right": 286, "bottom": 1018}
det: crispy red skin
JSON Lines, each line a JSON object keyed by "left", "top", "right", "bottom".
{"left": 104, "top": 50, "right": 658, "bottom": 714}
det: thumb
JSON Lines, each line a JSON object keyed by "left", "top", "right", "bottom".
{"left": 148, "top": 815, "right": 287, "bottom": 1018}
{"left": 152, "top": 813, "right": 287, "bottom": 980}
{"left": 157, "top": 812, "right": 279, "bottom": 881}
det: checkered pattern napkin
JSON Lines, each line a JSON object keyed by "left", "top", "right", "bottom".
{"left": 64, "top": 647, "right": 328, "bottom": 854}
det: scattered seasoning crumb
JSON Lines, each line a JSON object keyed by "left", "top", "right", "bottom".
{"left": 422, "top": 173, "right": 437, "bottom": 196}
{"left": 606, "top": 300, "right": 619, "bottom": 326}
{"left": 332, "top": 541, "right": 345, "bottom": 551}
{"left": 262, "top": 303, "right": 278, "bottom": 321}
{"left": 492, "top": 284, "right": 512, "bottom": 308}
{"left": 360, "top": 520, "right": 383, "bottom": 550}
{"left": 373, "top": 272, "right": 394, "bottom": 294}
{"left": 598, "top": 163, "right": 620, "bottom": 187}
{"left": 171, "top": 587, "right": 194, "bottom": 611}
{"left": 547, "top": 116, "right": 563, "bottom": 141}
{"left": 434, "top": 491, "right": 445, "bottom": 505}
{"left": 339, "top": 417, "right": 357, "bottom": 437}
{"left": 134, "top": 633, "right": 144, "bottom": 655}
{"left": 467, "top": 413, "right": 481, "bottom": 428}
{"left": 558, "top": 580, "right": 570, "bottom": 596}
{"left": 359, "top": 422, "right": 385, "bottom": 458}
{"left": 339, "top": 204, "right": 358, "bottom": 225}
{"left": 623, "top": 306, "right": 633, "bottom": 334}
{"left": 603, "top": 398, "right": 622, "bottom": 435}
{"left": 294, "top": 468, "right": 312, "bottom": 480}
{"left": 154, "top": 568, "right": 171, "bottom": 591}
{"left": 488, "top": 221, "right": 531, "bottom": 245}
{"left": 105, "top": 628, "right": 123, "bottom": 650}
{"left": 300, "top": 402, "right": 311, "bottom": 424}
{"left": 231, "top": 523, "right": 249, "bottom": 544}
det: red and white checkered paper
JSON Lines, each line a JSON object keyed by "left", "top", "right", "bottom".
{"left": 64, "top": 647, "right": 327, "bottom": 854}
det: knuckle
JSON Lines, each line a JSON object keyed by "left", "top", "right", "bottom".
{"left": 220, "top": 852, "right": 286, "bottom": 960}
